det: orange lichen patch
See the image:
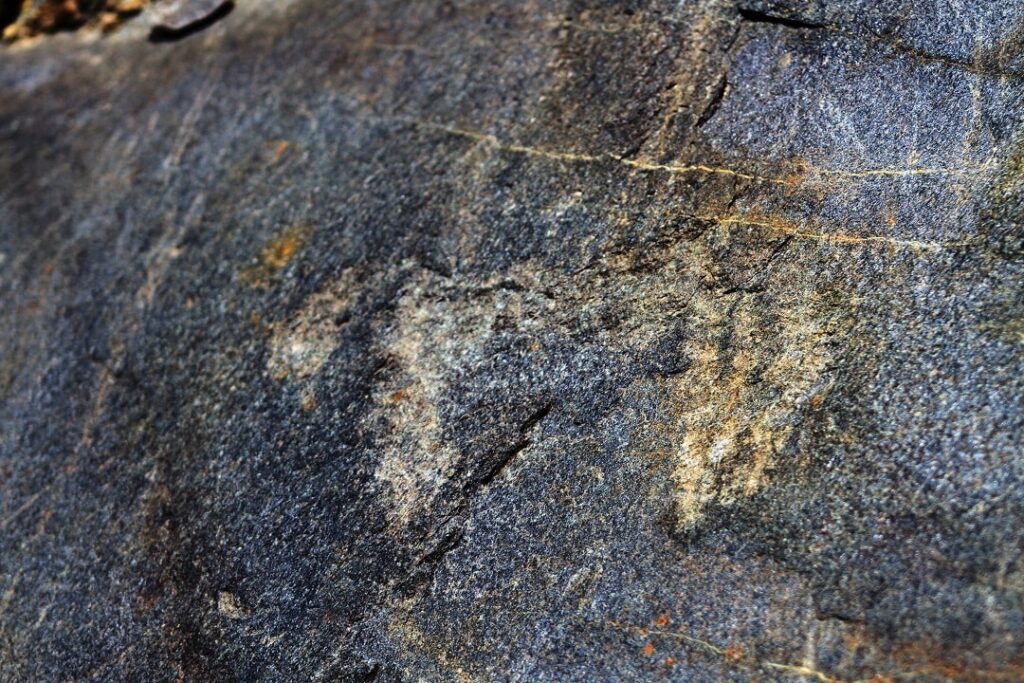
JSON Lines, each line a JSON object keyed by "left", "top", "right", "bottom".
{"left": 262, "top": 229, "right": 303, "bottom": 270}
{"left": 642, "top": 643, "right": 656, "bottom": 657}
{"left": 241, "top": 225, "right": 311, "bottom": 286}
{"left": 724, "top": 645, "right": 744, "bottom": 662}
{"left": 654, "top": 614, "right": 670, "bottom": 628}
{"left": 664, "top": 657, "right": 676, "bottom": 667}
{"left": 609, "top": 619, "right": 739, "bottom": 668}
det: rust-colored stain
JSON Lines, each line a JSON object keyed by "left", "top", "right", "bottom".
{"left": 262, "top": 232, "right": 302, "bottom": 270}
{"left": 301, "top": 390, "right": 317, "bottom": 412}
{"left": 267, "top": 139, "right": 291, "bottom": 164}
{"left": 724, "top": 645, "right": 744, "bottom": 662}
{"left": 784, "top": 167, "right": 806, "bottom": 189}
{"left": 664, "top": 657, "right": 676, "bottom": 667}
{"left": 241, "top": 225, "right": 311, "bottom": 286}
{"left": 608, "top": 616, "right": 1024, "bottom": 681}
{"left": 654, "top": 614, "right": 670, "bottom": 628}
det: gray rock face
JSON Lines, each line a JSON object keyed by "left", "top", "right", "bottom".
{"left": 1, "top": 0, "right": 1023, "bottom": 680}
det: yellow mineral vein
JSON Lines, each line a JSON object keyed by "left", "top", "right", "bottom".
{"left": 408, "top": 120, "right": 982, "bottom": 252}
{"left": 689, "top": 213, "right": 979, "bottom": 251}
{"left": 413, "top": 119, "right": 992, "bottom": 187}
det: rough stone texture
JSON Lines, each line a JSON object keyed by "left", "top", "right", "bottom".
{"left": 1, "top": 0, "right": 1023, "bottom": 680}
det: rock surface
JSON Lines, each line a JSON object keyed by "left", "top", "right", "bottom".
{"left": 1, "top": 0, "right": 1023, "bottom": 680}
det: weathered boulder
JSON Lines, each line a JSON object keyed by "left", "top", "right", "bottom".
{"left": 1, "top": 0, "right": 1023, "bottom": 680}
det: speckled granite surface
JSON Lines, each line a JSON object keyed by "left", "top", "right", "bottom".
{"left": 1, "top": 1, "right": 1023, "bottom": 680}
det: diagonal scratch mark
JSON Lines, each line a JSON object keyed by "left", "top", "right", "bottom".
{"left": 0, "top": 489, "right": 47, "bottom": 531}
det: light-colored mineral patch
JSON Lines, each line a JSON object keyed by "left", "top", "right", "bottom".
{"left": 370, "top": 270, "right": 505, "bottom": 530}
{"left": 666, "top": 286, "right": 836, "bottom": 530}
{"left": 266, "top": 267, "right": 359, "bottom": 381}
